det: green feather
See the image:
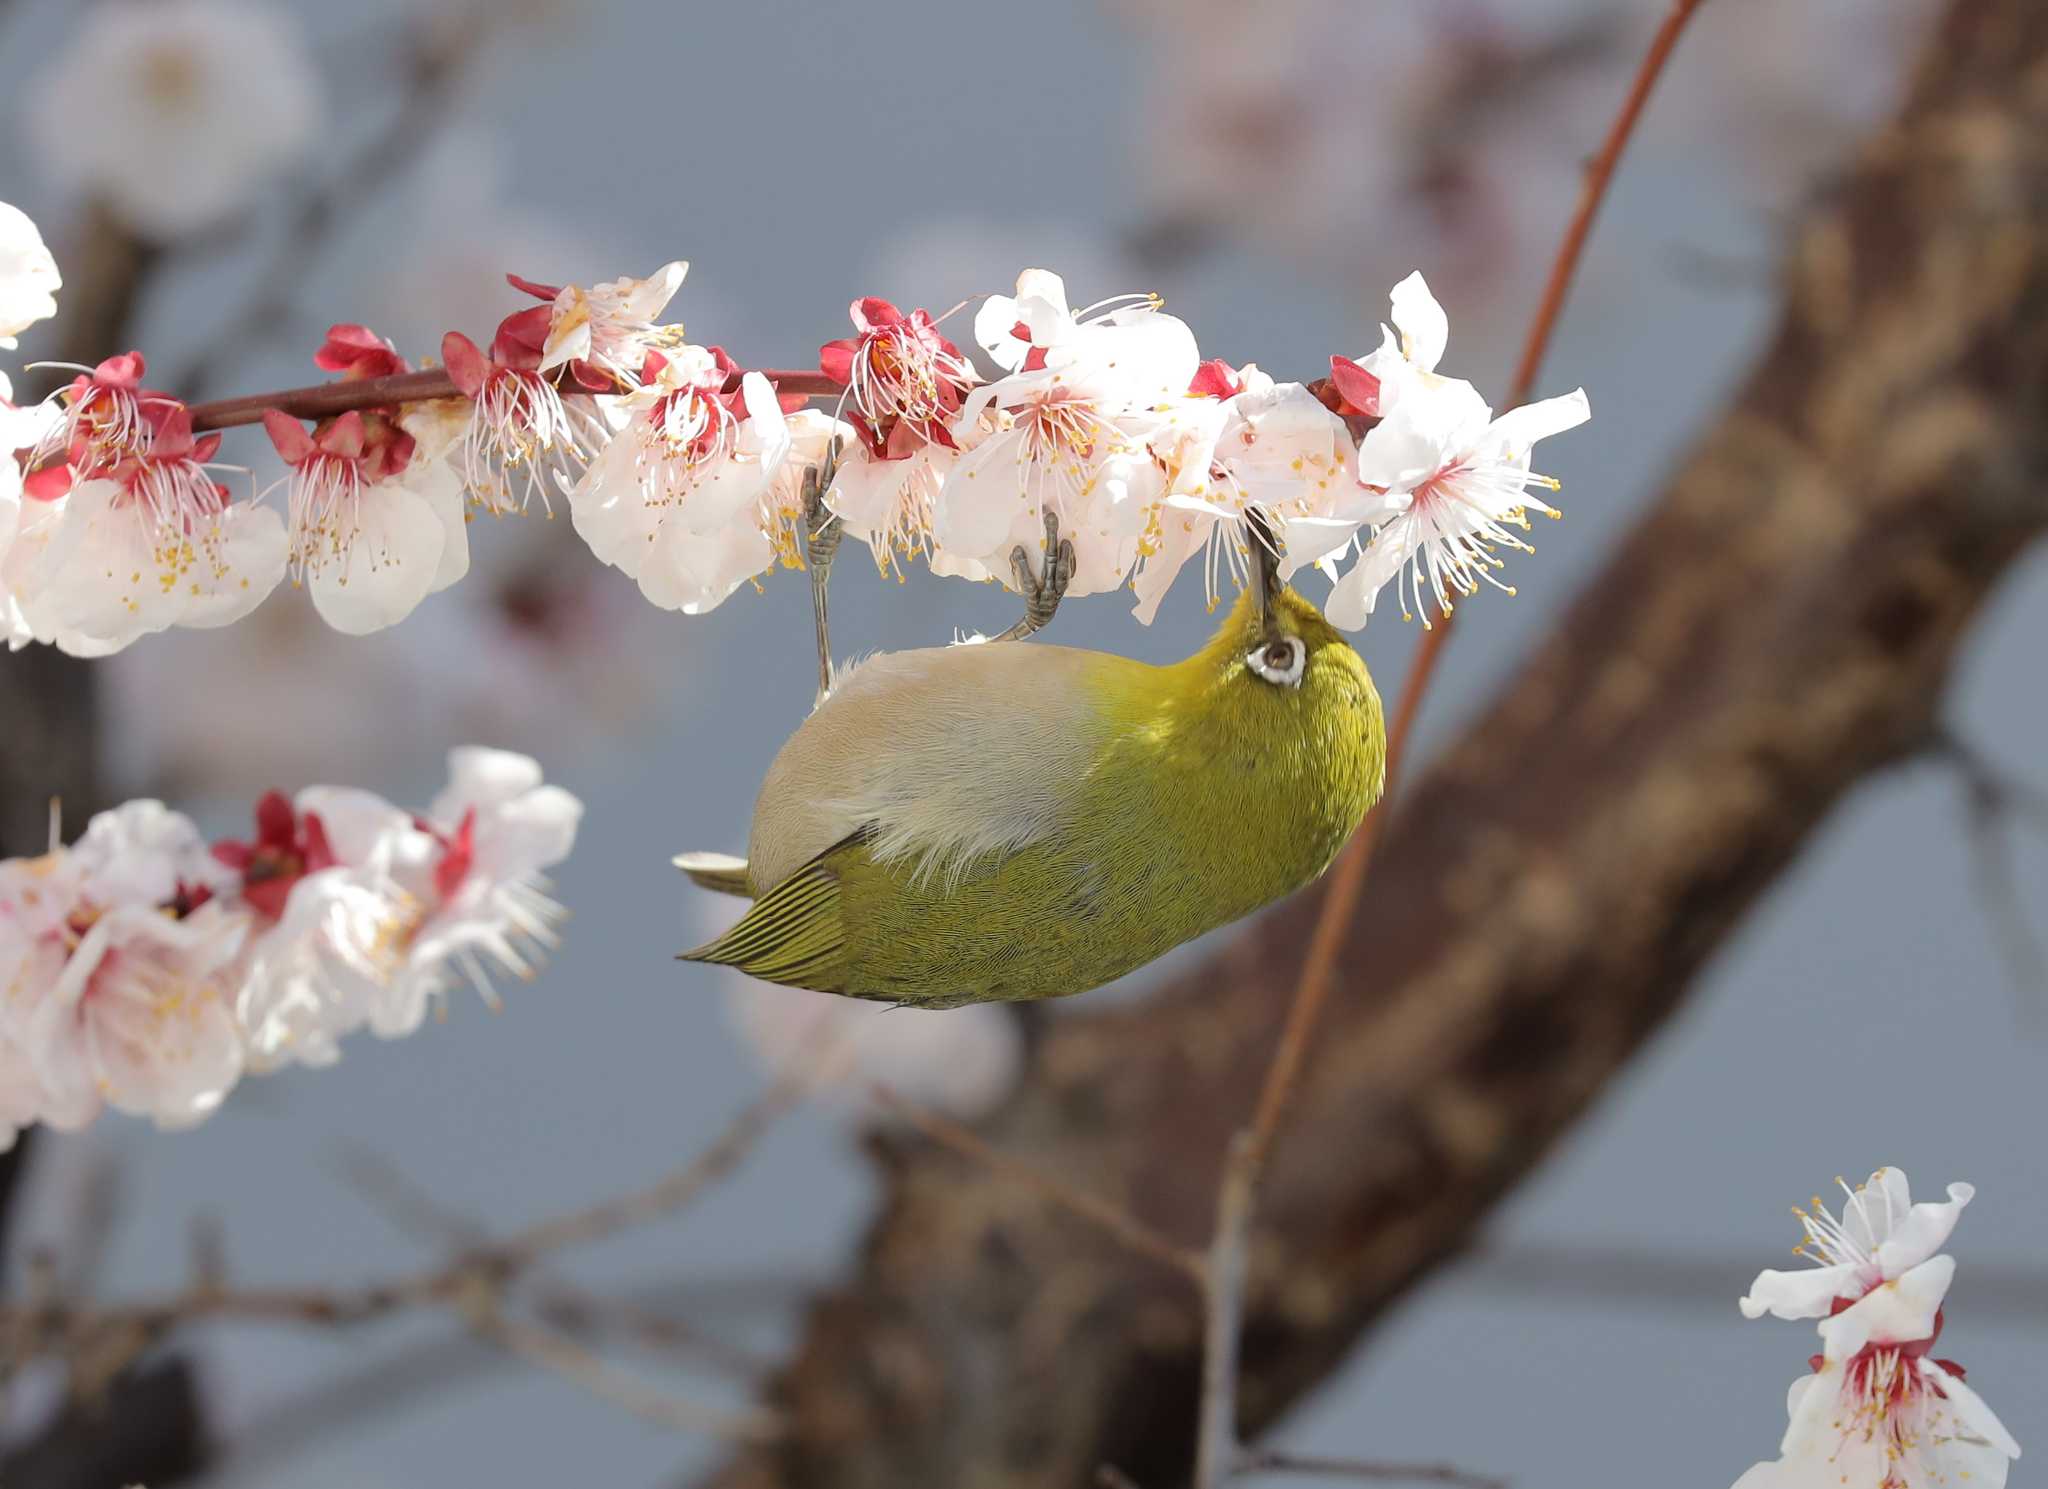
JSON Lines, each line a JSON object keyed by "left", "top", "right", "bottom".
{"left": 683, "top": 587, "right": 1386, "bottom": 1008}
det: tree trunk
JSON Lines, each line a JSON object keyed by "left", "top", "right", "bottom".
{"left": 705, "top": 2, "right": 2048, "bottom": 1485}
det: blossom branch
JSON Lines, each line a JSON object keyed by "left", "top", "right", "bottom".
{"left": 184, "top": 365, "right": 845, "bottom": 432}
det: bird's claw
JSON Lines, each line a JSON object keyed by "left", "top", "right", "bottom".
{"left": 806, "top": 439, "right": 845, "bottom": 706}
{"left": 994, "top": 509, "right": 1075, "bottom": 642}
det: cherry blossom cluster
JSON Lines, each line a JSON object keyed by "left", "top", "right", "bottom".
{"left": 1731, "top": 1167, "right": 2021, "bottom": 1489}
{"left": 3, "top": 199, "right": 1591, "bottom": 656}
{"left": 0, "top": 748, "right": 582, "bottom": 1147}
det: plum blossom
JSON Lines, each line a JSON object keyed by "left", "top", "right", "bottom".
{"left": 1731, "top": 1168, "right": 2020, "bottom": 1489}
{"left": 1133, "top": 360, "right": 1354, "bottom": 623}
{"left": 262, "top": 328, "right": 468, "bottom": 634}
{"left": 938, "top": 270, "right": 1199, "bottom": 596}
{"left": 25, "top": 0, "right": 322, "bottom": 241}
{"left": 569, "top": 344, "right": 805, "bottom": 613}
{"left": 820, "top": 297, "right": 979, "bottom": 573}
{"left": 443, "top": 308, "right": 607, "bottom": 515}
{"left": 1299, "top": 273, "right": 1588, "bottom": 630}
{"left": 9, "top": 394, "right": 287, "bottom": 655}
{"left": 1, "top": 801, "right": 247, "bottom": 1133}
{"left": 2, "top": 758, "right": 585, "bottom": 1140}
{"left": 0, "top": 203, "right": 61, "bottom": 365}
{"left": 509, "top": 262, "right": 689, "bottom": 386}
{"left": 371, "top": 747, "right": 582, "bottom": 1037}
{"left": 221, "top": 786, "right": 420, "bottom": 1070}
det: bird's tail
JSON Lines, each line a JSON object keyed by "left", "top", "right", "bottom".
{"left": 672, "top": 851, "right": 755, "bottom": 898}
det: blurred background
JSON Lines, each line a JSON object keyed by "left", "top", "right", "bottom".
{"left": 2, "top": 0, "right": 2043, "bottom": 1485}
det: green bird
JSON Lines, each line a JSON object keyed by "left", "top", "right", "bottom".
{"left": 676, "top": 523, "right": 1386, "bottom": 1008}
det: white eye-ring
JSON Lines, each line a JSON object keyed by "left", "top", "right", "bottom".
{"left": 1246, "top": 636, "right": 1305, "bottom": 687}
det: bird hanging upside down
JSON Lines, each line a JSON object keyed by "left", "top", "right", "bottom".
{"left": 677, "top": 505, "right": 1386, "bottom": 1008}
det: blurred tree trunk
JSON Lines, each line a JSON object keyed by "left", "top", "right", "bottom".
{"left": 0, "top": 208, "right": 207, "bottom": 1488}
{"left": 705, "top": 2, "right": 2048, "bottom": 1486}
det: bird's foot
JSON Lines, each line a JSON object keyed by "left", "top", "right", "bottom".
{"left": 993, "top": 509, "right": 1075, "bottom": 642}
{"left": 803, "top": 440, "right": 845, "bottom": 705}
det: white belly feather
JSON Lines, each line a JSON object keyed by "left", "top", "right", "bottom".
{"left": 747, "top": 642, "right": 1113, "bottom": 892}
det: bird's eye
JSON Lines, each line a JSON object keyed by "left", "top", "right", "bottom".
{"left": 1246, "top": 636, "right": 1305, "bottom": 687}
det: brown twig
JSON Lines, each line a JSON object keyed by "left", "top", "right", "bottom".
{"left": 873, "top": 1086, "right": 1204, "bottom": 1285}
{"left": 1242, "top": 0, "right": 1712, "bottom": 1181}
{"left": 460, "top": 1296, "right": 780, "bottom": 1442}
{"left": 1235, "top": 1449, "right": 1506, "bottom": 1488}
{"left": 1197, "top": 7, "right": 1712, "bottom": 1485}
{"left": 1, "top": 1072, "right": 809, "bottom": 1399}
{"left": 184, "top": 366, "right": 844, "bottom": 432}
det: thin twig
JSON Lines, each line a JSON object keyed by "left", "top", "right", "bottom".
{"left": 459, "top": 1297, "right": 779, "bottom": 1443}
{"left": 1926, "top": 727, "right": 2048, "bottom": 1022}
{"left": 1194, "top": 1135, "right": 1257, "bottom": 1489}
{"left": 873, "top": 1086, "right": 1204, "bottom": 1285}
{"left": 1198, "top": 7, "right": 1713, "bottom": 1482}
{"left": 1242, "top": 0, "right": 1712, "bottom": 1178}
{"left": 336, "top": 1144, "right": 771, "bottom": 1381}
{"left": 1235, "top": 1448, "right": 1506, "bottom": 1488}
{"left": 0, "top": 1072, "right": 810, "bottom": 1382}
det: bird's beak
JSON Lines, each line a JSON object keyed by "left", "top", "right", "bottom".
{"left": 1247, "top": 507, "right": 1284, "bottom": 635}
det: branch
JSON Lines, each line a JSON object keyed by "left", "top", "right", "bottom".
{"left": 1924, "top": 727, "right": 2048, "bottom": 1018}
{"left": 702, "top": 0, "right": 2048, "bottom": 1481}
{"left": 184, "top": 366, "right": 845, "bottom": 432}
{"left": 1, "top": 1071, "right": 810, "bottom": 1414}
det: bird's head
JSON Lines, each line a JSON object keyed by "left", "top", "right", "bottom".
{"left": 1195, "top": 510, "right": 1376, "bottom": 728}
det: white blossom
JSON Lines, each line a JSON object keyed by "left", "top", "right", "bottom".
{"left": 937, "top": 270, "right": 1198, "bottom": 596}
{"left": 1303, "top": 273, "right": 1588, "bottom": 630}
{"left": 0, "top": 202, "right": 61, "bottom": 357}
{"left": 569, "top": 346, "right": 802, "bottom": 613}
{"left": 371, "top": 747, "right": 582, "bottom": 1036}
{"left": 1134, "top": 363, "right": 1354, "bottom": 623}
{"left": 266, "top": 407, "right": 467, "bottom": 635}
{"left": 25, "top": 0, "right": 322, "bottom": 240}
{"left": 523, "top": 261, "right": 689, "bottom": 384}
{"left": 1732, "top": 1167, "right": 2020, "bottom": 1489}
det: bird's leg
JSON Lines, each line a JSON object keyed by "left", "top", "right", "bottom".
{"left": 992, "top": 509, "right": 1076, "bottom": 642}
{"left": 803, "top": 438, "right": 844, "bottom": 705}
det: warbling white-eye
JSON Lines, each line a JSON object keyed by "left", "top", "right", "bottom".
{"left": 676, "top": 503, "right": 1386, "bottom": 1008}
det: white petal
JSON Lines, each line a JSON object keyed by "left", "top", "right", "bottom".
{"left": 178, "top": 503, "right": 288, "bottom": 629}
{"left": 476, "top": 785, "right": 583, "bottom": 876}
{"left": 1388, "top": 270, "right": 1449, "bottom": 373}
{"left": 1740, "top": 1263, "right": 1863, "bottom": 1322}
{"left": 1483, "top": 389, "right": 1592, "bottom": 460}
{"left": 1818, "top": 1254, "right": 1953, "bottom": 1359}
{"left": 436, "top": 747, "right": 544, "bottom": 818}
{"left": 1875, "top": 1181, "right": 1973, "bottom": 1278}
{"left": 1920, "top": 1358, "right": 2023, "bottom": 1459}
{"left": 308, "top": 484, "right": 445, "bottom": 635}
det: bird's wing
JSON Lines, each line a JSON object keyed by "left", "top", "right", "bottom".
{"left": 678, "top": 840, "right": 849, "bottom": 990}
{"left": 747, "top": 643, "right": 1122, "bottom": 891}
{"left": 671, "top": 851, "right": 754, "bottom": 898}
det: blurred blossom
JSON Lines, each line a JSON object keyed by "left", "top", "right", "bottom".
{"left": 100, "top": 514, "right": 670, "bottom": 799}
{"left": 0, "top": 752, "right": 583, "bottom": 1143}
{"left": 0, "top": 203, "right": 61, "bottom": 364}
{"left": 710, "top": 922, "right": 1024, "bottom": 1125}
{"left": 363, "top": 131, "right": 607, "bottom": 353}
{"left": 1731, "top": 1167, "right": 2020, "bottom": 1489}
{"left": 25, "top": 0, "right": 323, "bottom": 241}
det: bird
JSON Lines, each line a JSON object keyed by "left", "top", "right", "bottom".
{"left": 675, "top": 513, "right": 1386, "bottom": 1008}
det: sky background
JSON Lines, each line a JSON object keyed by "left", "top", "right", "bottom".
{"left": 2, "top": 1, "right": 2043, "bottom": 1486}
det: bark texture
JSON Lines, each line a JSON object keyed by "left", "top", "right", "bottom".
{"left": 707, "top": 4, "right": 2048, "bottom": 1486}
